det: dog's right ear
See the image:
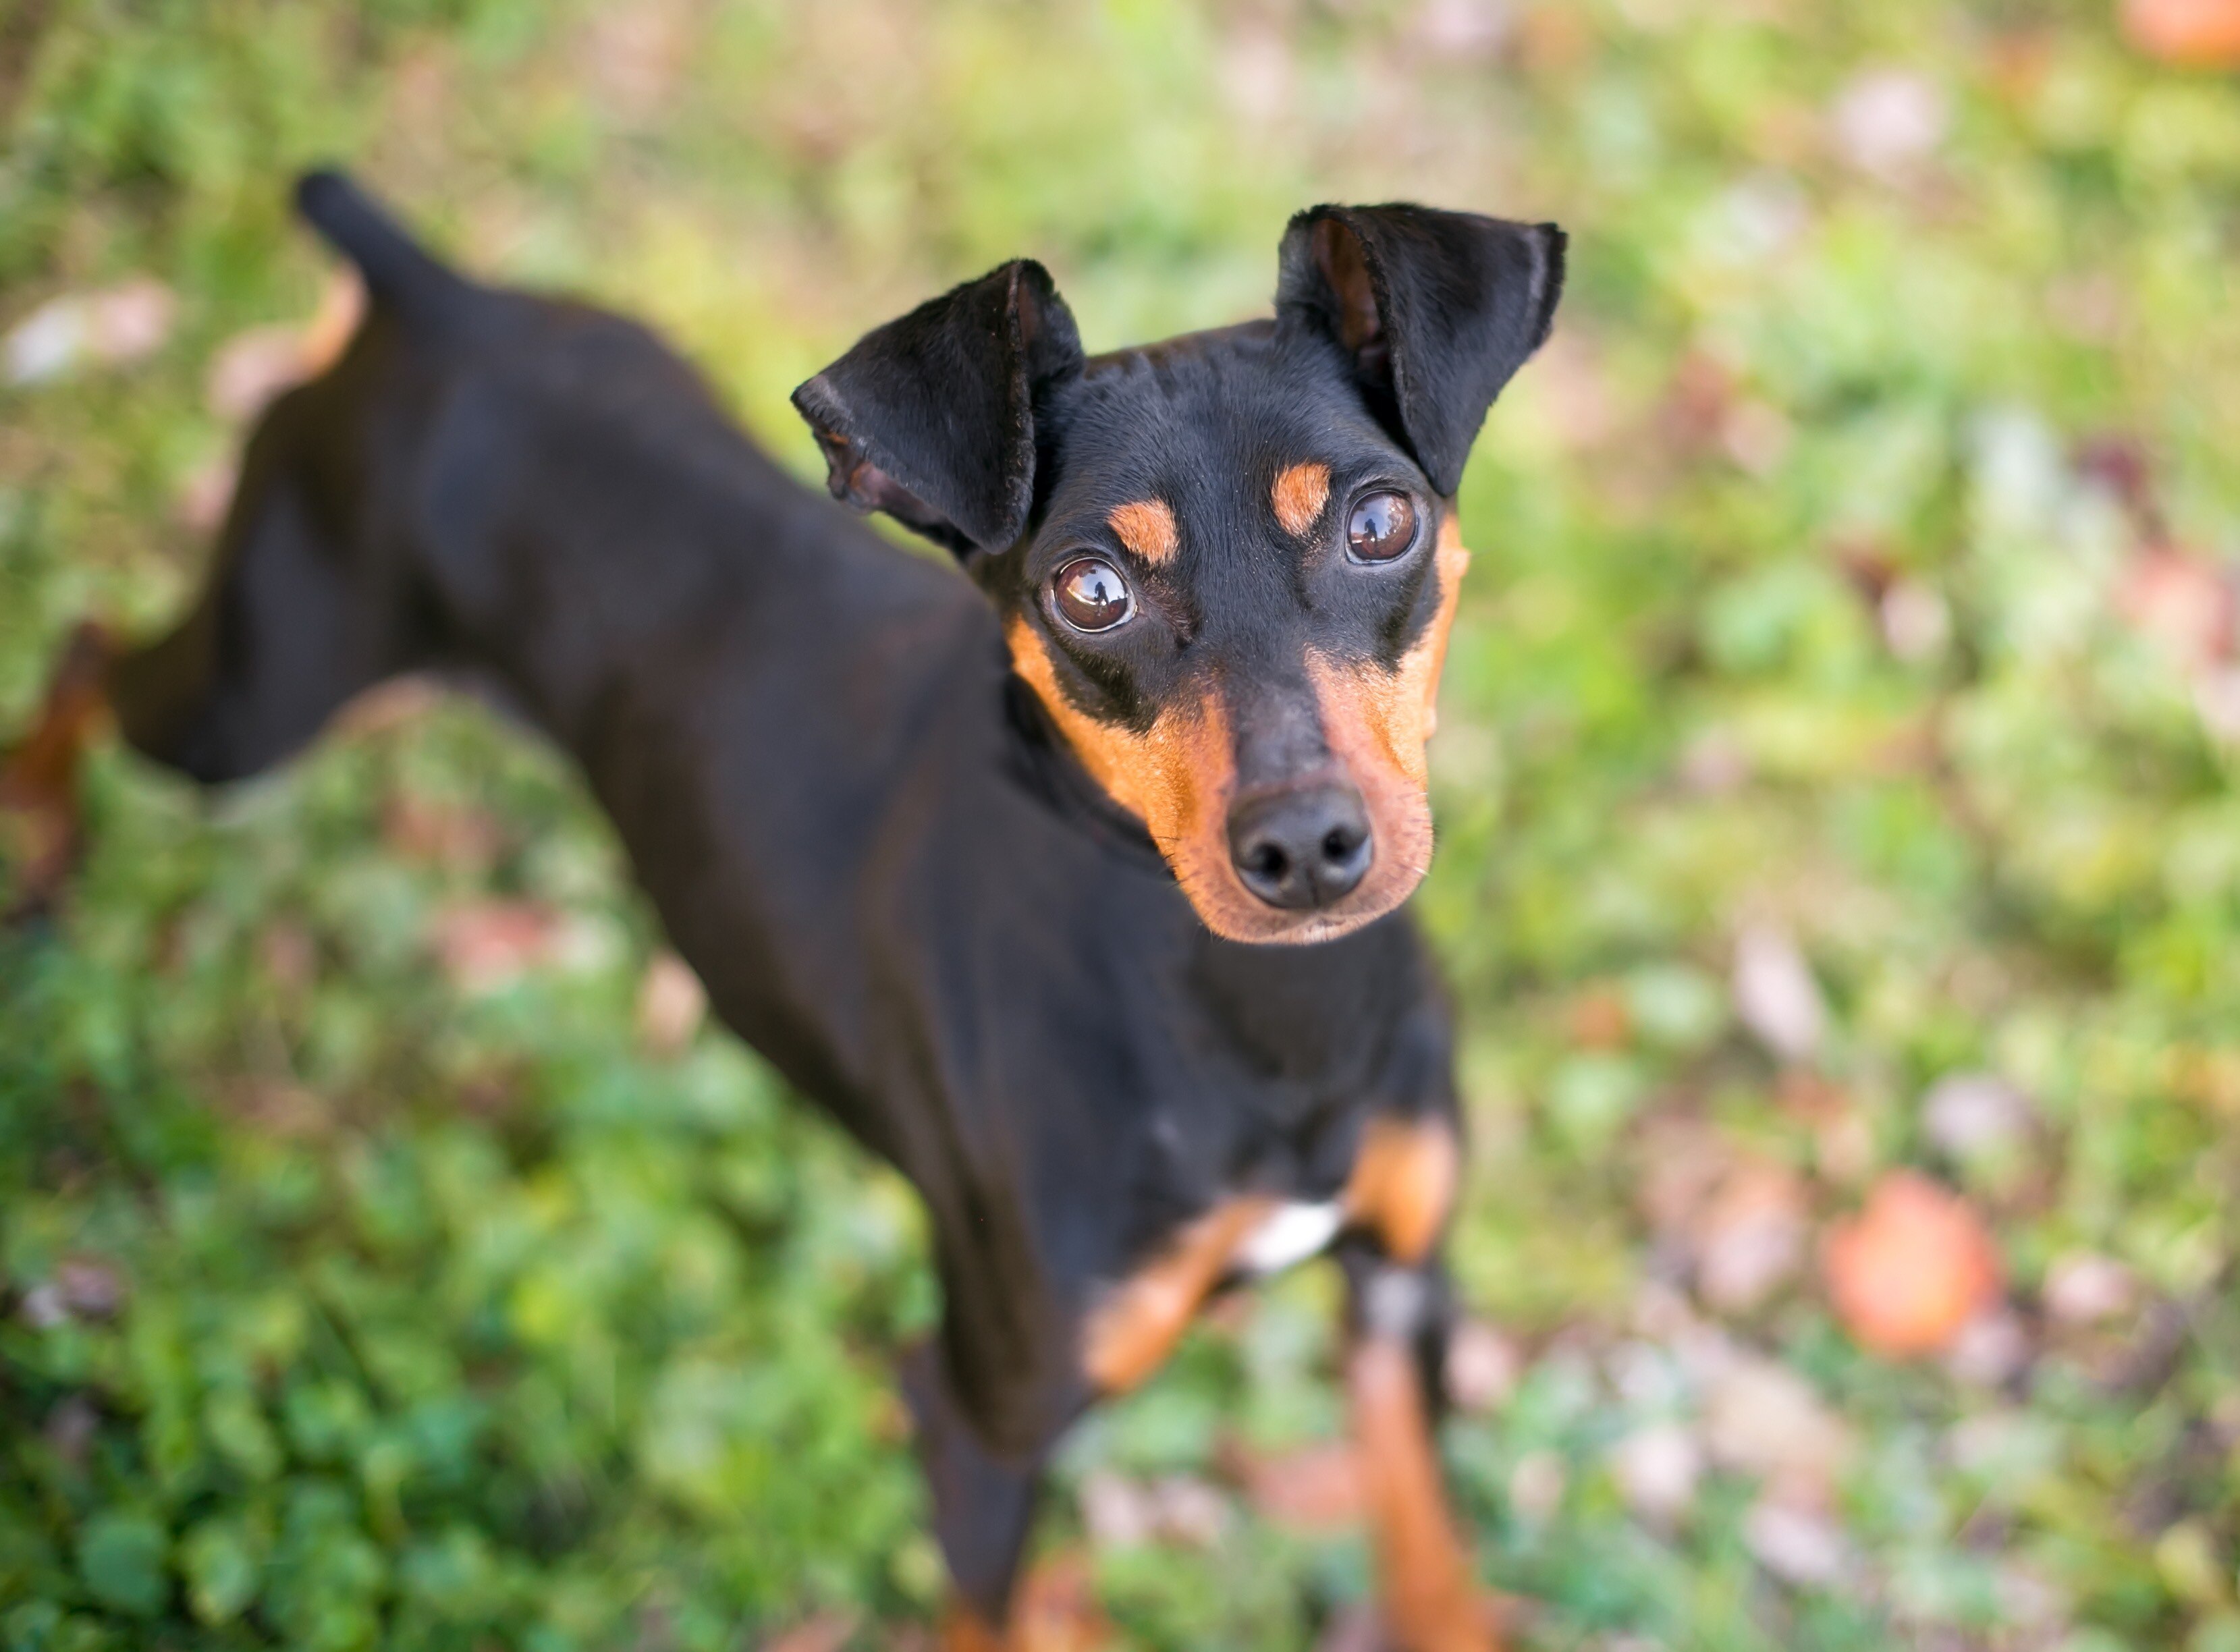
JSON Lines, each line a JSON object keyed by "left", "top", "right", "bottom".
{"left": 792, "top": 261, "right": 1084, "bottom": 559}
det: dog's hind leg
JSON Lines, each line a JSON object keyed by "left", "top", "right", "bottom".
{"left": 0, "top": 624, "right": 117, "bottom": 919}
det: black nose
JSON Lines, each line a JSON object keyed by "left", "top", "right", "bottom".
{"left": 1227, "top": 784, "right": 1373, "bottom": 910}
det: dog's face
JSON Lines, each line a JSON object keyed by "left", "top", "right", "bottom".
{"left": 796, "top": 205, "right": 1564, "bottom": 944}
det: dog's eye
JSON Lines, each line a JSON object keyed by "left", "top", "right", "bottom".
{"left": 1346, "top": 492, "right": 1418, "bottom": 563}
{"left": 1052, "top": 556, "right": 1135, "bottom": 633}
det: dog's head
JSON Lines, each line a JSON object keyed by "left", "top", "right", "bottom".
{"left": 795, "top": 204, "right": 1563, "bottom": 944}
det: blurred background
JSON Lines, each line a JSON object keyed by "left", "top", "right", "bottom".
{"left": 5, "top": 1, "right": 2240, "bottom": 1647}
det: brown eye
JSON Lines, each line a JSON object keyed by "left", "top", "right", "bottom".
{"left": 1053, "top": 555, "right": 1134, "bottom": 632}
{"left": 1346, "top": 491, "right": 1418, "bottom": 563}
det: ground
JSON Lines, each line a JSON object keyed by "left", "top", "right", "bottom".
{"left": 5, "top": 1, "right": 2240, "bottom": 1649}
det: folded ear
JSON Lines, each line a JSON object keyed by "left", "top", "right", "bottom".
{"left": 1277, "top": 204, "right": 1565, "bottom": 497}
{"left": 792, "top": 260, "right": 1084, "bottom": 557}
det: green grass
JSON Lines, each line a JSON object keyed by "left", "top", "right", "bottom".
{"left": 6, "top": 1, "right": 2240, "bottom": 1647}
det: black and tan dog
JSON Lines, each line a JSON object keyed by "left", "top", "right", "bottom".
{"left": 1, "top": 173, "right": 1561, "bottom": 1649}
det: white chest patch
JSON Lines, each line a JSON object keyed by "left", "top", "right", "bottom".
{"left": 1233, "top": 1200, "right": 1346, "bottom": 1277}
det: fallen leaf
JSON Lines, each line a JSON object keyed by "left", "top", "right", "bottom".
{"left": 1830, "top": 69, "right": 1948, "bottom": 179}
{"left": 2120, "top": 547, "right": 2234, "bottom": 673}
{"left": 2043, "top": 1251, "right": 2139, "bottom": 1325}
{"left": 1744, "top": 1497, "right": 1851, "bottom": 1587}
{"left": 2124, "top": 0, "right": 2240, "bottom": 63}
{"left": 3, "top": 277, "right": 175, "bottom": 385}
{"left": 1565, "top": 984, "right": 1631, "bottom": 1049}
{"left": 1245, "top": 1443, "right": 1362, "bottom": 1532}
{"left": 1703, "top": 1357, "right": 1853, "bottom": 1502}
{"left": 431, "top": 900, "right": 562, "bottom": 993}
{"left": 1411, "top": 0, "right": 1511, "bottom": 58}
{"left": 1880, "top": 579, "right": 1952, "bottom": 661}
{"left": 1732, "top": 923, "right": 1826, "bottom": 1063}
{"left": 1694, "top": 1159, "right": 1809, "bottom": 1315}
{"left": 1082, "top": 1470, "right": 1232, "bottom": 1549}
{"left": 1943, "top": 1308, "right": 2033, "bottom": 1387}
{"left": 1823, "top": 1172, "right": 2003, "bottom": 1358}
{"left": 1609, "top": 1422, "right": 1703, "bottom": 1525}
{"left": 1919, "top": 1073, "right": 2036, "bottom": 1161}
{"left": 1444, "top": 1318, "right": 1521, "bottom": 1412}
{"left": 638, "top": 952, "right": 709, "bottom": 1055}
{"left": 383, "top": 792, "right": 505, "bottom": 873}
{"left": 761, "top": 1611, "right": 858, "bottom": 1652}
{"left": 1080, "top": 1470, "right": 1153, "bottom": 1548}
{"left": 1312, "top": 1604, "right": 1383, "bottom": 1652}
{"left": 1508, "top": 1449, "right": 1566, "bottom": 1522}
{"left": 54, "top": 1257, "right": 124, "bottom": 1319}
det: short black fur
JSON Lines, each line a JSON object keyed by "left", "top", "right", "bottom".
{"left": 87, "top": 173, "right": 1562, "bottom": 1637}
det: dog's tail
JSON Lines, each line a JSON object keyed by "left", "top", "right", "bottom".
{"left": 294, "top": 168, "right": 469, "bottom": 321}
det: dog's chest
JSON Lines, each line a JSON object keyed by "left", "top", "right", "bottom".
{"left": 1231, "top": 1199, "right": 1346, "bottom": 1276}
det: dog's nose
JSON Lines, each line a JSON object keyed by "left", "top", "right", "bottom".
{"left": 1227, "top": 784, "right": 1373, "bottom": 910}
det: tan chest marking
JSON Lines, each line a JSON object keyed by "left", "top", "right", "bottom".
{"left": 1272, "top": 462, "right": 1332, "bottom": 537}
{"left": 1107, "top": 498, "right": 1178, "bottom": 566}
{"left": 1080, "top": 1116, "right": 1460, "bottom": 1396}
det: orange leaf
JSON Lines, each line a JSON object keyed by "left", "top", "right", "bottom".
{"left": 1822, "top": 1172, "right": 2002, "bottom": 1358}
{"left": 2125, "top": 0, "right": 2240, "bottom": 63}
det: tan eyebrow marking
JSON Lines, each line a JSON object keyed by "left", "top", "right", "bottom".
{"left": 1108, "top": 499, "right": 1179, "bottom": 566}
{"left": 1271, "top": 462, "right": 1332, "bottom": 537}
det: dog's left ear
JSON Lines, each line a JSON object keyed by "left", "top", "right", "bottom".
{"left": 792, "top": 260, "right": 1084, "bottom": 558}
{"left": 1278, "top": 204, "right": 1565, "bottom": 497}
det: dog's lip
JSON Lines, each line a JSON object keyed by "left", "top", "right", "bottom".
{"left": 1178, "top": 848, "right": 1424, "bottom": 944}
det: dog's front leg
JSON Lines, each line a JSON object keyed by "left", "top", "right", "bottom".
{"left": 1340, "top": 1245, "right": 1499, "bottom": 1652}
{"left": 898, "top": 1341, "right": 1047, "bottom": 1649}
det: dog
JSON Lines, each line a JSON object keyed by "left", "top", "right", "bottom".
{"left": 0, "top": 172, "right": 1562, "bottom": 1649}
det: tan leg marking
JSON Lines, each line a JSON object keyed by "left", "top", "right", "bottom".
{"left": 944, "top": 1555, "right": 1114, "bottom": 1651}
{"left": 1344, "top": 1115, "right": 1460, "bottom": 1267}
{"left": 1080, "top": 1196, "right": 1276, "bottom": 1394}
{"left": 1106, "top": 499, "right": 1178, "bottom": 566}
{"left": 1, "top": 624, "right": 115, "bottom": 913}
{"left": 1271, "top": 461, "right": 1331, "bottom": 536}
{"left": 1349, "top": 1335, "right": 1500, "bottom": 1652}
{"left": 942, "top": 1603, "right": 1007, "bottom": 1652}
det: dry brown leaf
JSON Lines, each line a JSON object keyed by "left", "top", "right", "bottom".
{"left": 1444, "top": 1317, "right": 1521, "bottom": 1412}
{"left": 1609, "top": 1421, "right": 1703, "bottom": 1525}
{"left": 1703, "top": 1357, "right": 1853, "bottom": 1502}
{"left": 1694, "top": 1160, "right": 1809, "bottom": 1315}
{"left": 1732, "top": 923, "right": 1826, "bottom": 1063}
{"left": 1245, "top": 1442, "right": 1363, "bottom": 1532}
{"left": 638, "top": 952, "right": 709, "bottom": 1055}
{"left": 431, "top": 900, "right": 562, "bottom": 993}
{"left": 760, "top": 1611, "right": 858, "bottom": 1652}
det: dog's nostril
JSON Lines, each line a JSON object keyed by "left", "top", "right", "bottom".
{"left": 1227, "top": 784, "right": 1374, "bottom": 912}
